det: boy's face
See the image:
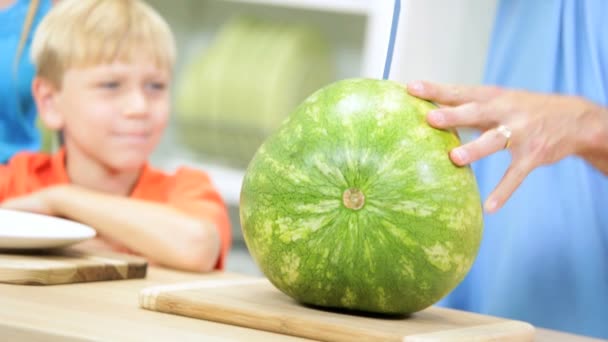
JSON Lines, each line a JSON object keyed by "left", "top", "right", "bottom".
{"left": 38, "top": 58, "right": 171, "bottom": 171}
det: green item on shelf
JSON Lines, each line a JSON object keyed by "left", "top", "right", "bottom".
{"left": 175, "top": 16, "right": 334, "bottom": 168}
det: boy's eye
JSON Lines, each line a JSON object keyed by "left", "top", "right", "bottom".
{"left": 146, "top": 82, "right": 166, "bottom": 91}
{"left": 99, "top": 81, "right": 120, "bottom": 89}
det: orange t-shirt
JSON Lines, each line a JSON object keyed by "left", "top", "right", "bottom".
{"left": 0, "top": 149, "right": 232, "bottom": 270}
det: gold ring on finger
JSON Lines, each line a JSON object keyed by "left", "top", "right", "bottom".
{"left": 496, "top": 124, "right": 512, "bottom": 149}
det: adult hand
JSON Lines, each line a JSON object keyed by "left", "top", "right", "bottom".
{"left": 407, "top": 80, "right": 608, "bottom": 213}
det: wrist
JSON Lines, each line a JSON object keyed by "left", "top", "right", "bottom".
{"left": 577, "top": 98, "right": 608, "bottom": 157}
{"left": 43, "top": 184, "right": 74, "bottom": 217}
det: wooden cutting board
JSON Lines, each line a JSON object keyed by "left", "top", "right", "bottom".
{"left": 139, "top": 278, "right": 534, "bottom": 342}
{"left": 0, "top": 248, "right": 147, "bottom": 285}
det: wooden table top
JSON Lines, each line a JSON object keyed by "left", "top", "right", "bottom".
{"left": 0, "top": 266, "right": 602, "bottom": 341}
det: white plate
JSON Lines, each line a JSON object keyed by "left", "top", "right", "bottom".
{"left": 0, "top": 209, "right": 96, "bottom": 250}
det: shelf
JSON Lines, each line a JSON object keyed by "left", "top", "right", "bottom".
{"left": 223, "top": 0, "right": 371, "bottom": 15}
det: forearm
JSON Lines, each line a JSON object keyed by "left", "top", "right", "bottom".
{"left": 47, "top": 185, "right": 220, "bottom": 272}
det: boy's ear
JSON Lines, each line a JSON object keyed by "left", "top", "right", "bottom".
{"left": 32, "top": 76, "right": 64, "bottom": 130}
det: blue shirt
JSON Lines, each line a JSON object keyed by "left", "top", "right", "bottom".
{"left": 0, "top": 0, "right": 52, "bottom": 163}
{"left": 438, "top": 0, "right": 608, "bottom": 339}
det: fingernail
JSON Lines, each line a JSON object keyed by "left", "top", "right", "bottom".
{"left": 452, "top": 148, "right": 468, "bottom": 164}
{"left": 484, "top": 199, "right": 497, "bottom": 212}
{"left": 428, "top": 110, "right": 445, "bottom": 125}
{"left": 408, "top": 81, "right": 424, "bottom": 93}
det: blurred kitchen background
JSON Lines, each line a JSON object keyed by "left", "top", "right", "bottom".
{"left": 145, "top": 0, "right": 498, "bottom": 275}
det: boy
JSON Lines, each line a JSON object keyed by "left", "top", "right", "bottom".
{"left": 0, "top": 0, "right": 231, "bottom": 272}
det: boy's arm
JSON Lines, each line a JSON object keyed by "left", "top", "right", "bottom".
{"left": 2, "top": 180, "right": 224, "bottom": 272}
{"left": 44, "top": 184, "right": 222, "bottom": 272}
{"left": 2, "top": 168, "right": 231, "bottom": 272}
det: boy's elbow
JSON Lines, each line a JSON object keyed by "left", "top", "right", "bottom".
{"left": 177, "top": 221, "right": 221, "bottom": 273}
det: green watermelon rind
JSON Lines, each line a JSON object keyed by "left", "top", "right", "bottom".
{"left": 240, "top": 78, "right": 483, "bottom": 315}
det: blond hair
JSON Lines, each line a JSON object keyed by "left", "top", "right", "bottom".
{"left": 31, "top": 0, "right": 176, "bottom": 87}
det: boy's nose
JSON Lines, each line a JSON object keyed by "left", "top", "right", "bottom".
{"left": 123, "top": 90, "right": 148, "bottom": 117}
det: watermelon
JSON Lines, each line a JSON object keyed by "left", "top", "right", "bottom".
{"left": 239, "top": 78, "right": 483, "bottom": 315}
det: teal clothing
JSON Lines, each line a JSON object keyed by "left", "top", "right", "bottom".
{"left": 437, "top": 0, "right": 608, "bottom": 339}
{"left": 0, "top": 0, "right": 52, "bottom": 163}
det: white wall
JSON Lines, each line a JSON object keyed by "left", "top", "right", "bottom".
{"left": 389, "top": 0, "right": 498, "bottom": 85}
